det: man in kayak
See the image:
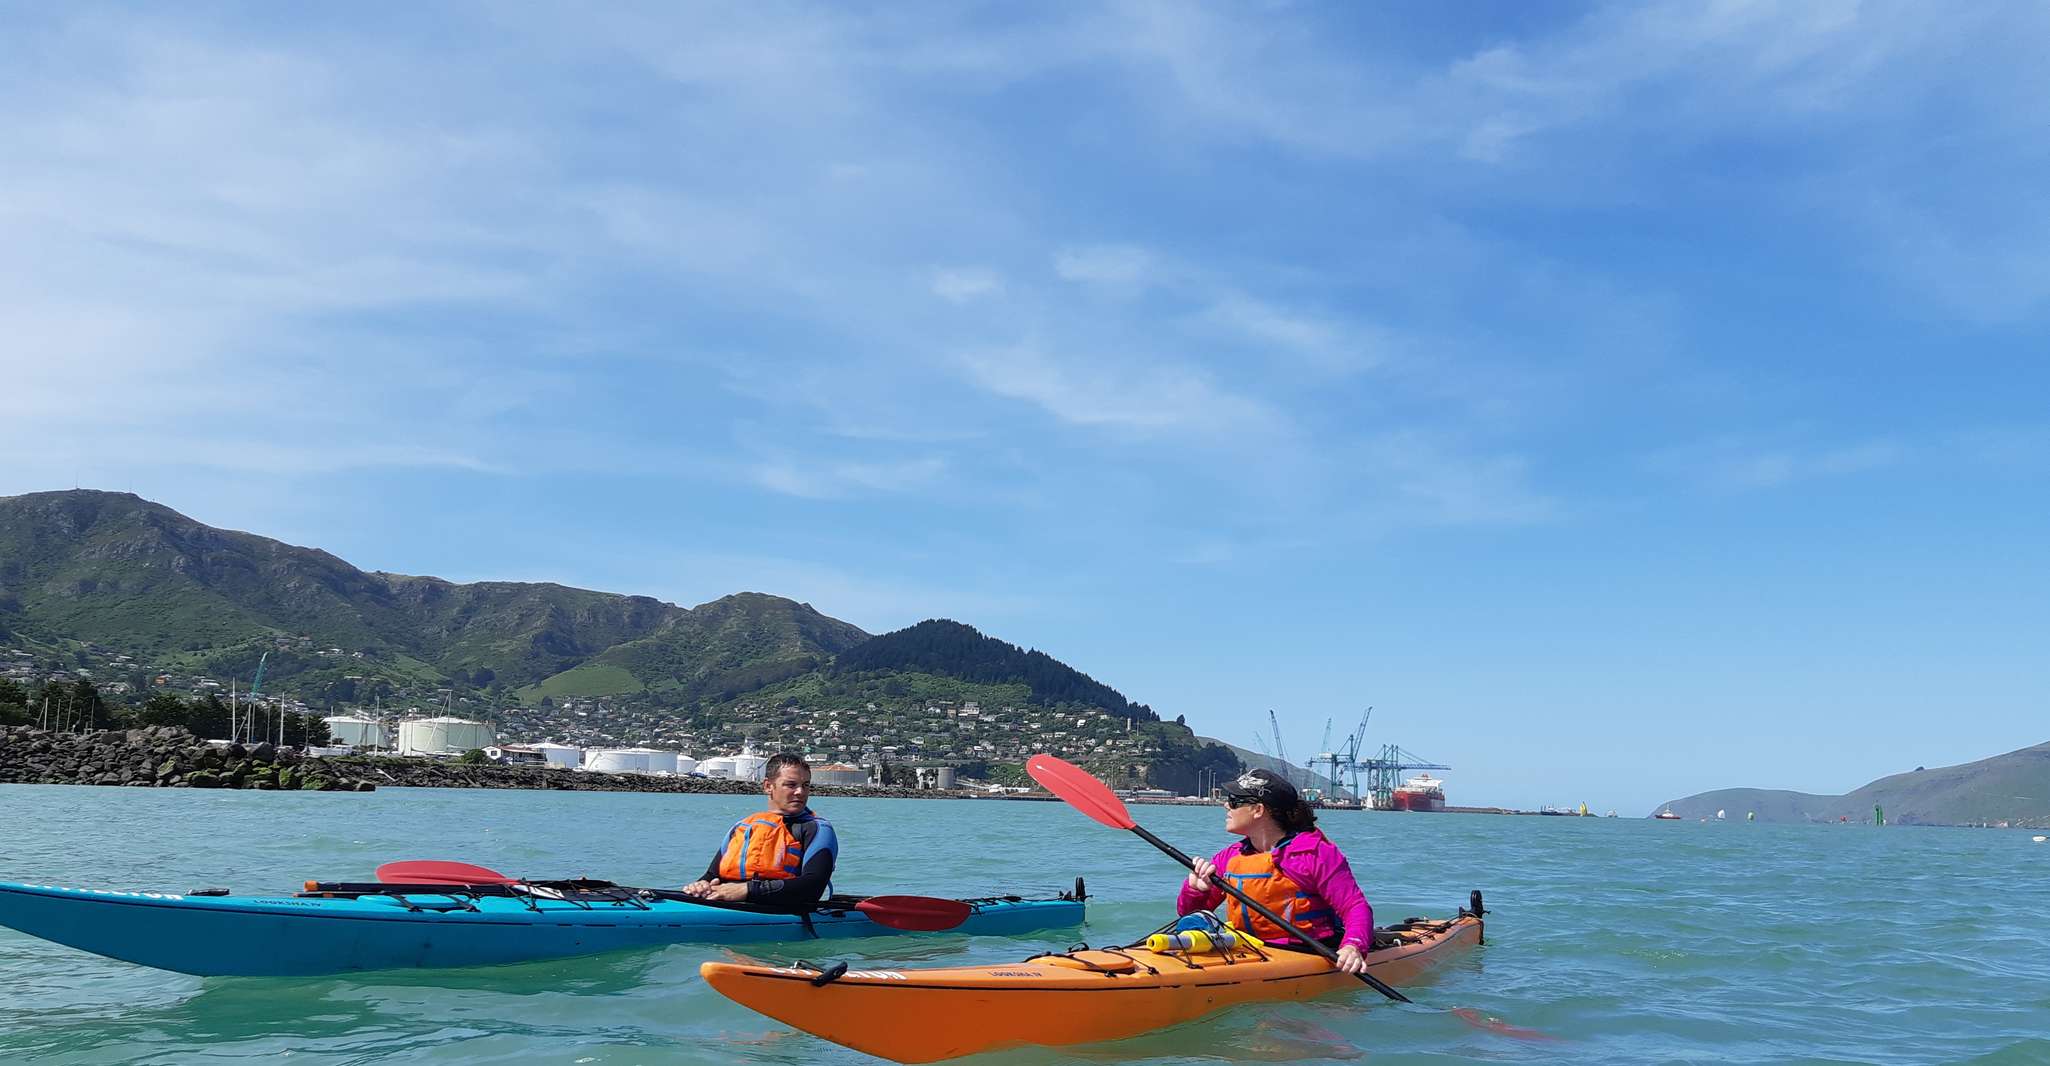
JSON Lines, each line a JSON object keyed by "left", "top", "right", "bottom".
{"left": 1177, "top": 768, "right": 1373, "bottom": 973}
{"left": 681, "top": 752, "right": 837, "bottom": 907}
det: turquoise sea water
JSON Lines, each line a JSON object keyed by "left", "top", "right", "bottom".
{"left": 2, "top": 784, "right": 2046, "bottom": 1065}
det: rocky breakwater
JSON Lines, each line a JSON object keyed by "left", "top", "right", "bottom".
{"left": 0, "top": 724, "right": 376, "bottom": 791}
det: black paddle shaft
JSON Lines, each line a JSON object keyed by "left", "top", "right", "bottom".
{"left": 1126, "top": 823, "right": 1412, "bottom": 1004}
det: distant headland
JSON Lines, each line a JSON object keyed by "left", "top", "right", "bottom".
{"left": 1657, "top": 740, "right": 2050, "bottom": 828}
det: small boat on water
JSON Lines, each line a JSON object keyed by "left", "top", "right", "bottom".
{"left": 0, "top": 876, "right": 1087, "bottom": 977}
{"left": 1654, "top": 808, "right": 1682, "bottom": 820}
{"left": 1392, "top": 773, "right": 1447, "bottom": 812}
{"left": 705, "top": 892, "right": 1487, "bottom": 1063}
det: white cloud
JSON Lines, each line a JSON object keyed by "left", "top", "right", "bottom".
{"left": 957, "top": 343, "right": 1281, "bottom": 436}
{"left": 1200, "top": 294, "right": 1383, "bottom": 376}
{"left": 1646, "top": 435, "right": 1905, "bottom": 492}
{"left": 1054, "top": 244, "right": 1156, "bottom": 286}
{"left": 751, "top": 456, "right": 949, "bottom": 500}
{"left": 1350, "top": 432, "right": 1559, "bottom": 527}
{"left": 930, "top": 267, "right": 1003, "bottom": 302}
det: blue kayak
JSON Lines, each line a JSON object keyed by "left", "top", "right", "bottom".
{"left": 0, "top": 878, "right": 1087, "bottom": 977}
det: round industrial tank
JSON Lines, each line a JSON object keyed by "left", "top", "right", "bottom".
{"left": 730, "top": 751, "right": 769, "bottom": 781}
{"left": 323, "top": 715, "right": 387, "bottom": 748}
{"left": 584, "top": 748, "right": 649, "bottom": 774}
{"left": 531, "top": 742, "right": 582, "bottom": 769}
{"left": 633, "top": 748, "right": 678, "bottom": 775}
{"left": 674, "top": 755, "right": 699, "bottom": 776}
{"left": 582, "top": 748, "right": 674, "bottom": 774}
{"left": 398, "top": 716, "right": 496, "bottom": 756}
{"left": 811, "top": 763, "right": 867, "bottom": 787}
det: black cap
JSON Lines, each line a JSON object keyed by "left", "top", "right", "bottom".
{"left": 1221, "top": 768, "right": 1299, "bottom": 808}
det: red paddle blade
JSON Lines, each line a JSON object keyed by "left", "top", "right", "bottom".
{"left": 1026, "top": 753, "right": 1136, "bottom": 830}
{"left": 375, "top": 860, "right": 518, "bottom": 886}
{"left": 855, "top": 895, "right": 973, "bottom": 932}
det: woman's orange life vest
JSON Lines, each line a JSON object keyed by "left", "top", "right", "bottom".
{"left": 717, "top": 811, "right": 807, "bottom": 881}
{"left": 1220, "top": 841, "right": 1335, "bottom": 943}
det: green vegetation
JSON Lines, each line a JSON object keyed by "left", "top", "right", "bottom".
{"left": 0, "top": 491, "right": 865, "bottom": 702}
{"left": 833, "top": 620, "right": 1157, "bottom": 721}
{"left": 521, "top": 662, "right": 646, "bottom": 700}
{"left": 0, "top": 681, "right": 332, "bottom": 745}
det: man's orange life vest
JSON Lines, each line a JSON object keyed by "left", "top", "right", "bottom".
{"left": 717, "top": 811, "right": 806, "bottom": 881}
{"left": 1220, "top": 841, "right": 1335, "bottom": 943}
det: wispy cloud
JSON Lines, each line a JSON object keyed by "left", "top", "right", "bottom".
{"left": 1646, "top": 435, "right": 1905, "bottom": 492}
{"left": 1054, "top": 244, "right": 1157, "bottom": 286}
{"left": 1199, "top": 294, "right": 1383, "bottom": 377}
{"left": 930, "top": 267, "right": 1004, "bottom": 303}
{"left": 751, "top": 456, "right": 949, "bottom": 500}
{"left": 1349, "top": 432, "right": 1560, "bottom": 527}
{"left": 956, "top": 343, "right": 1281, "bottom": 437}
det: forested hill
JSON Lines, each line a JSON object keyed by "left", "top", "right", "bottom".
{"left": 832, "top": 619, "right": 1158, "bottom": 722}
{"left": 0, "top": 489, "right": 867, "bottom": 699}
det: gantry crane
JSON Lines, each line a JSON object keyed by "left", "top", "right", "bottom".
{"left": 1267, "top": 709, "right": 1292, "bottom": 785}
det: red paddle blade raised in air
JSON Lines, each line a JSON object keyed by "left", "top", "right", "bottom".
{"left": 1026, "top": 753, "right": 1136, "bottom": 830}
{"left": 854, "top": 895, "right": 974, "bottom": 932}
{"left": 375, "top": 860, "right": 519, "bottom": 886}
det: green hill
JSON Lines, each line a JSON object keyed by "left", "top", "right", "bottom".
{"left": 0, "top": 490, "right": 865, "bottom": 699}
{"left": 1659, "top": 741, "right": 2050, "bottom": 827}
{"left": 523, "top": 592, "right": 869, "bottom": 701}
{"left": 832, "top": 619, "right": 1157, "bottom": 721}
{"left": 0, "top": 489, "right": 1240, "bottom": 793}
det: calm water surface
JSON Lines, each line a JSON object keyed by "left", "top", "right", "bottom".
{"left": 2, "top": 784, "right": 2046, "bottom": 1064}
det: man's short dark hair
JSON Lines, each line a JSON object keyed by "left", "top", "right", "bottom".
{"left": 763, "top": 752, "right": 810, "bottom": 781}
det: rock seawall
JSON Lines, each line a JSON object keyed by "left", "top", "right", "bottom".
{"left": 0, "top": 725, "right": 376, "bottom": 790}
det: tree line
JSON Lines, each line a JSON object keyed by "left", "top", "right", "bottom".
{"left": 832, "top": 620, "right": 1160, "bottom": 722}
{"left": 0, "top": 677, "right": 332, "bottom": 746}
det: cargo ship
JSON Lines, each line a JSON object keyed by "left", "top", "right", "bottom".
{"left": 1391, "top": 773, "right": 1446, "bottom": 812}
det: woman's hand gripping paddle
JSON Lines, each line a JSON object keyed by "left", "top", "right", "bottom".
{"left": 374, "top": 861, "right": 971, "bottom": 932}
{"left": 1023, "top": 753, "right": 1410, "bottom": 1003}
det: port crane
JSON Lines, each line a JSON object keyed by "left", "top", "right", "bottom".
{"left": 1266, "top": 710, "right": 1291, "bottom": 785}
{"left": 1355, "top": 744, "right": 1451, "bottom": 810}
{"left": 1315, "top": 707, "right": 1452, "bottom": 809}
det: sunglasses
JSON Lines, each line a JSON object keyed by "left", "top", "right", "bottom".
{"left": 1223, "top": 795, "right": 1263, "bottom": 809}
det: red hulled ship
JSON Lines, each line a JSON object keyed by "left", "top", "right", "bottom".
{"left": 1391, "top": 773, "right": 1446, "bottom": 812}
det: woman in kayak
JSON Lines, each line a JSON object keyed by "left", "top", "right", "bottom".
{"left": 682, "top": 752, "right": 838, "bottom": 907}
{"left": 1178, "top": 768, "right": 1372, "bottom": 973}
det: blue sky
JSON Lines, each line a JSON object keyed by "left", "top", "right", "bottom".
{"left": 3, "top": 2, "right": 2045, "bottom": 814}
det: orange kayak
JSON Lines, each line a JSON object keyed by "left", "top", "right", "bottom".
{"left": 703, "top": 900, "right": 1484, "bottom": 1063}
